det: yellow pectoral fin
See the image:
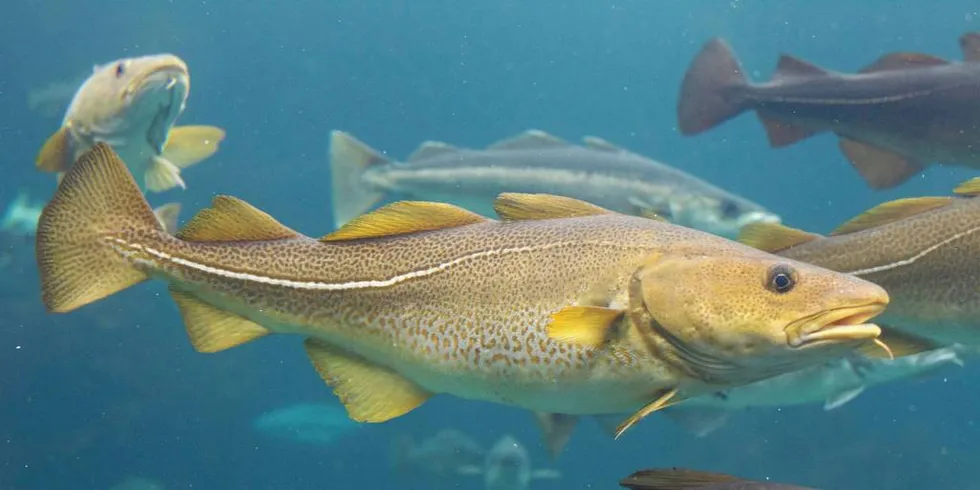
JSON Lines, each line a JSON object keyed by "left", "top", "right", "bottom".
{"left": 170, "top": 289, "right": 270, "bottom": 353}
{"left": 303, "top": 338, "right": 432, "bottom": 423}
{"left": 163, "top": 125, "right": 226, "bottom": 168}
{"left": 546, "top": 305, "right": 624, "bottom": 348}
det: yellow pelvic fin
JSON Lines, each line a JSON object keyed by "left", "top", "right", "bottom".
{"left": 406, "top": 141, "right": 461, "bottom": 161}
{"left": 621, "top": 468, "right": 742, "bottom": 489}
{"left": 493, "top": 193, "right": 615, "bottom": 221}
{"left": 329, "top": 130, "right": 391, "bottom": 228}
{"left": 532, "top": 412, "right": 579, "bottom": 460}
{"left": 615, "top": 388, "right": 682, "bottom": 439}
{"left": 831, "top": 197, "right": 953, "bottom": 236}
{"left": 322, "top": 200, "right": 488, "bottom": 242}
{"left": 177, "top": 195, "right": 299, "bottom": 242}
{"left": 546, "top": 305, "right": 624, "bottom": 348}
{"left": 859, "top": 52, "right": 948, "bottom": 73}
{"left": 581, "top": 136, "right": 625, "bottom": 153}
{"left": 856, "top": 327, "right": 942, "bottom": 360}
{"left": 36, "top": 143, "right": 161, "bottom": 313}
{"left": 303, "top": 338, "right": 432, "bottom": 422}
{"left": 737, "top": 222, "right": 821, "bottom": 252}
{"left": 152, "top": 202, "right": 182, "bottom": 235}
{"left": 953, "top": 177, "right": 980, "bottom": 197}
{"left": 486, "top": 129, "right": 570, "bottom": 151}
{"left": 170, "top": 289, "right": 270, "bottom": 353}
{"left": 162, "top": 125, "right": 226, "bottom": 169}
{"left": 36, "top": 126, "right": 73, "bottom": 173}
{"left": 144, "top": 156, "right": 186, "bottom": 192}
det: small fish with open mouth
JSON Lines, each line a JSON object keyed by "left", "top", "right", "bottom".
{"left": 36, "top": 53, "right": 225, "bottom": 193}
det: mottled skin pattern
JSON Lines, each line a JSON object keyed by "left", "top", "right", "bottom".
{"left": 776, "top": 195, "right": 980, "bottom": 345}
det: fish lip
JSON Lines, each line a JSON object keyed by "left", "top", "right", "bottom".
{"left": 123, "top": 61, "right": 189, "bottom": 99}
{"left": 786, "top": 302, "right": 886, "bottom": 348}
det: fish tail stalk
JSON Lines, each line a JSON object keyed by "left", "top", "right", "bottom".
{"left": 36, "top": 142, "right": 164, "bottom": 313}
{"left": 677, "top": 38, "right": 750, "bottom": 135}
{"left": 328, "top": 130, "right": 392, "bottom": 228}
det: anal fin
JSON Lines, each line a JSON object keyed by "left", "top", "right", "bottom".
{"left": 170, "top": 288, "right": 270, "bottom": 353}
{"left": 838, "top": 138, "right": 924, "bottom": 190}
{"left": 532, "top": 412, "right": 579, "bottom": 460}
{"left": 823, "top": 387, "right": 865, "bottom": 410}
{"left": 757, "top": 113, "right": 817, "bottom": 147}
{"left": 304, "top": 338, "right": 431, "bottom": 422}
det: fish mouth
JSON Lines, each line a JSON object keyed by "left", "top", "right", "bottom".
{"left": 124, "top": 60, "right": 189, "bottom": 100}
{"left": 786, "top": 302, "right": 886, "bottom": 348}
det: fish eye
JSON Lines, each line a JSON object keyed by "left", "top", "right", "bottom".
{"left": 766, "top": 264, "right": 796, "bottom": 294}
{"left": 115, "top": 62, "right": 125, "bottom": 78}
{"left": 719, "top": 199, "right": 740, "bottom": 219}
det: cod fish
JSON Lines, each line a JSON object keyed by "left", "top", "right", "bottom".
{"left": 36, "top": 53, "right": 225, "bottom": 193}
{"left": 329, "top": 129, "right": 780, "bottom": 238}
{"left": 621, "top": 468, "right": 817, "bottom": 490}
{"left": 458, "top": 435, "right": 560, "bottom": 490}
{"left": 662, "top": 345, "right": 965, "bottom": 437}
{"left": 678, "top": 33, "right": 980, "bottom": 189}
{"left": 391, "top": 429, "right": 486, "bottom": 478}
{"left": 739, "top": 177, "right": 980, "bottom": 347}
{"left": 36, "top": 144, "right": 890, "bottom": 446}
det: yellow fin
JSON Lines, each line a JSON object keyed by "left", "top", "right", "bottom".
{"left": 177, "top": 195, "right": 299, "bottom": 242}
{"left": 953, "top": 177, "right": 980, "bottom": 196}
{"left": 162, "top": 125, "right": 226, "bottom": 169}
{"left": 303, "top": 338, "right": 431, "bottom": 422}
{"left": 152, "top": 202, "right": 182, "bottom": 235}
{"left": 144, "top": 156, "right": 186, "bottom": 192}
{"left": 36, "top": 126, "right": 73, "bottom": 173}
{"left": 857, "top": 327, "right": 942, "bottom": 360}
{"left": 170, "top": 289, "right": 270, "bottom": 353}
{"left": 546, "top": 305, "right": 624, "bottom": 348}
{"left": 737, "top": 222, "right": 821, "bottom": 252}
{"left": 831, "top": 197, "right": 953, "bottom": 236}
{"left": 36, "top": 143, "right": 160, "bottom": 313}
{"left": 322, "top": 200, "right": 488, "bottom": 242}
{"left": 614, "top": 388, "right": 682, "bottom": 439}
{"left": 493, "top": 193, "right": 615, "bottom": 221}
{"left": 532, "top": 412, "right": 579, "bottom": 460}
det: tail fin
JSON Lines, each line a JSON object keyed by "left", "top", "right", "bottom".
{"left": 329, "top": 130, "right": 391, "bottom": 228}
{"left": 677, "top": 38, "right": 749, "bottom": 135}
{"left": 35, "top": 142, "right": 163, "bottom": 313}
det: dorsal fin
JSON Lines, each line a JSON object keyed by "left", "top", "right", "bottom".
{"left": 582, "top": 136, "right": 625, "bottom": 153}
{"left": 406, "top": 141, "right": 461, "bottom": 161}
{"left": 493, "top": 193, "right": 614, "bottom": 221}
{"left": 177, "top": 196, "right": 299, "bottom": 242}
{"left": 737, "top": 222, "right": 821, "bottom": 253}
{"left": 830, "top": 197, "right": 953, "bottom": 236}
{"left": 960, "top": 32, "right": 980, "bottom": 62}
{"left": 486, "top": 130, "right": 570, "bottom": 150}
{"left": 953, "top": 177, "right": 980, "bottom": 196}
{"left": 774, "top": 55, "right": 830, "bottom": 78}
{"left": 859, "top": 52, "right": 948, "bottom": 74}
{"left": 322, "top": 201, "right": 488, "bottom": 242}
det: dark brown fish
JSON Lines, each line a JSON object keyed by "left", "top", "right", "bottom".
{"left": 677, "top": 33, "right": 980, "bottom": 190}
{"left": 620, "top": 468, "right": 819, "bottom": 490}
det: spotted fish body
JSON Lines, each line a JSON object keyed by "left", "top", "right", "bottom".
{"left": 36, "top": 144, "right": 889, "bottom": 439}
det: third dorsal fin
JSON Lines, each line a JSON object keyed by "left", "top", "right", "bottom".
{"left": 177, "top": 196, "right": 299, "bottom": 242}
{"left": 830, "top": 197, "right": 954, "bottom": 236}
{"left": 487, "top": 130, "right": 571, "bottom": 151}
{"left": 493, "top": 193, "right": 615, "bottom": 221}
{"left": 859, "top": 52, "right": 949, "bottom": 74}
{"left": 321, "top": 201, "right": 489, "bottom": 242}
{"left": 582, "top": 136, "right": 626, "bottom": 153}
{"left": 737, "top": 222, "right": 821, "bottom": 253}
{"left": 406, "top": 141, "right": 461, "bottom": 161}
{"left": 774, "top": 55, "right": 831, "bottom": 78}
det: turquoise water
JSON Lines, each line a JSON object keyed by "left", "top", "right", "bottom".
{"left": 2, "top": 1, "right": 979, "bottom": 489}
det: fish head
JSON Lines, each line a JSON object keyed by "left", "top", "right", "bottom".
{"left": 629, "top": 251, "right": 889, "bottom": 384}
{"left": 485, "top": 435, "right": 531, "bottom": 490}
{"left": 665, "top": 193, "right": 782, "bottom": 240}
{"left": 69, "top": 54, "right": 190, "bottom": 153}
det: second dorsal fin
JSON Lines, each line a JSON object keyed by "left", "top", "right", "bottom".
{"left": 831, "top": 197, "right": 954, "bottom": 236}
{"left": 737, "top": 222, "right": 822, "bottom": 253}
{"left": 322, "top": 201, "right": 489, "bottom": 242}
{"left": 859, "top": 52, "right": 949, "bottom": 74}
{"left": 774, "top": 55, "right": 831, "bottom": 79}
{"left": 177, "top": 196, "right": 299, "bottom": 242}
{"left": 487, "top": 130, "right": 571, "bottom": 151}
{"left": 494, "top": 193, "right": 615, "bottom": 221}
{"left": 406, "top": 141, "right": 461, "bottom": 161}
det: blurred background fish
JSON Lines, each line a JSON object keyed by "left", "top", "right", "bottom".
{"left": 620, "top": 468, "right": 818, "bottom": 490}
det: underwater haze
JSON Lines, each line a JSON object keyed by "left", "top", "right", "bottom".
{"left": 2, "top": 1, "right": 980, "bottom": 489}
